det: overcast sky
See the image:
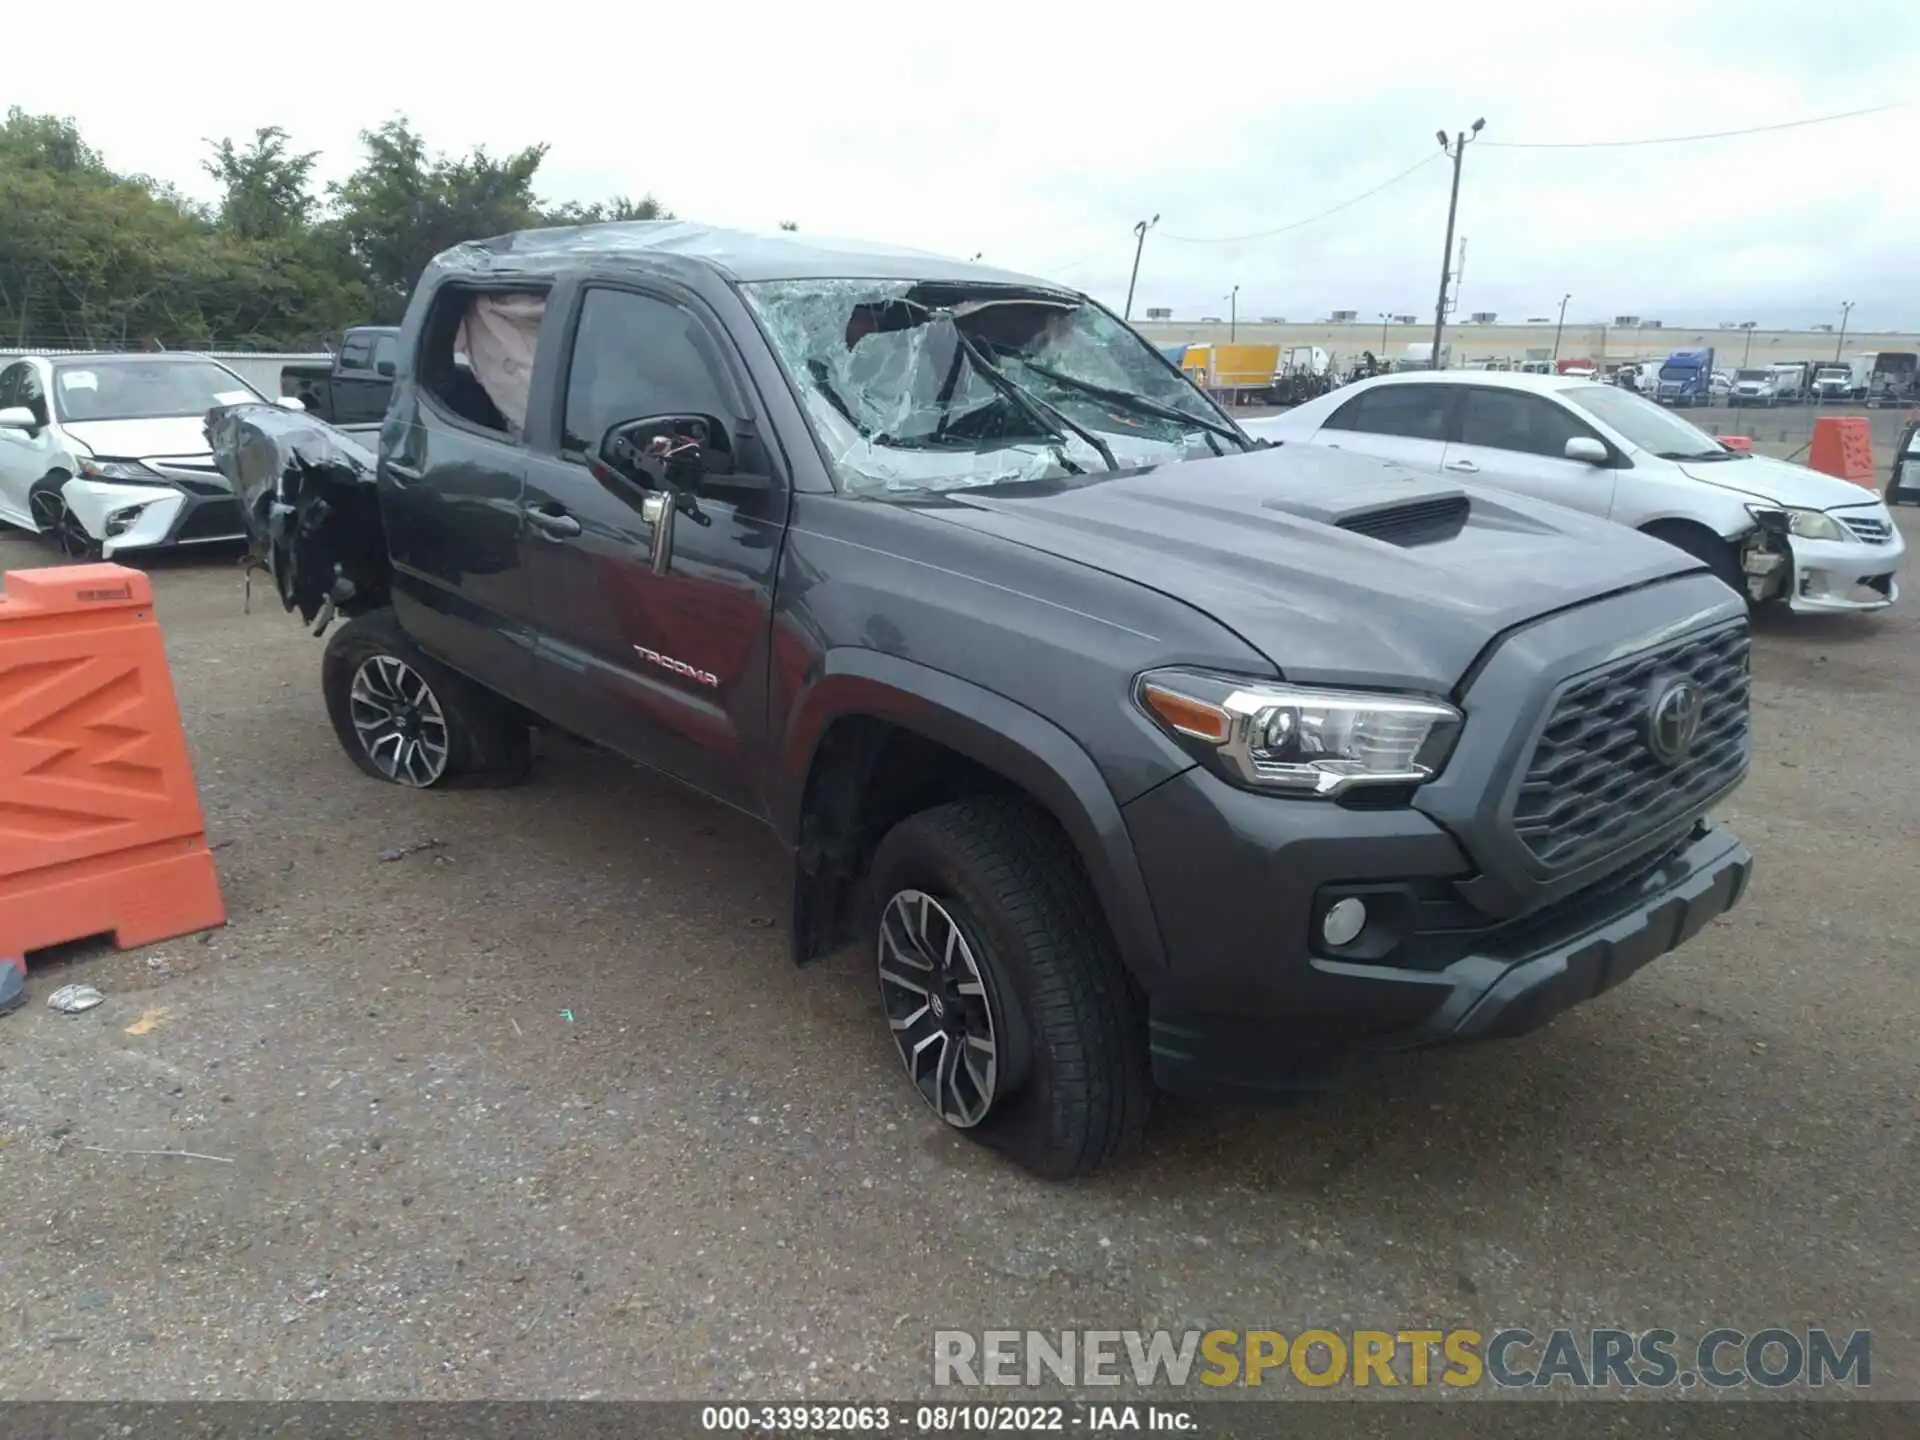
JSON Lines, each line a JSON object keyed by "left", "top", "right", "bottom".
{"left": 15, "top": 3, "right": 1917, "bottom": 329}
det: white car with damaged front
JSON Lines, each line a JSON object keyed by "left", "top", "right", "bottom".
{"left": 1240, "top": 370, "right": 1903, "bottom": 615}
{"left": 0, "top": 352, "right": 303, "bottom": 559}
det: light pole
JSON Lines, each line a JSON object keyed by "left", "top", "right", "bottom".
{"left": 1551, "top": 293, "right": 1571, "bottom": 364}
{"left": 1835, "top": 300, "right": 1853, "bottom": 362}
{"left": 1123, "top": 215, "right": 1159, "bottom": 322}
{"left": 1430, "top": 119, "right": 1484, "bottom": 371}
{"left": 1378, "top": 311, "right": 1392, "bottom": 356}
{"left": 1227, "top": 285, "right": 1239, "bottom": 342}
{"left": 1740, "top": 321, "right": 1756, "bottom": 366}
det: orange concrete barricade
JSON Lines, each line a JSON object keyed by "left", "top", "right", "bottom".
{"left": 1807, "top": 416, "right": 1877, "bottom": 489}
{"left": 0, "top": 564, "right": 225, "bottom": 955}
{"left": 1719, "top": 434, "right": 1754, "bottom": 453}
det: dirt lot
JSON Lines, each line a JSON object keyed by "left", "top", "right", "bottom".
{"left": 0, "top": 499, "right": 1915, "bottom": 1406}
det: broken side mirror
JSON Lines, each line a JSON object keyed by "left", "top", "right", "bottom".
{"left": 599, "top": 415, "right": 718, "bottom": 494}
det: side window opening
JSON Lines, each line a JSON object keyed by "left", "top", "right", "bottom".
{"left": 339, "top": 332, "right": 374, "bottom": 371}
{"left": 417, "top": 286, "right": 549, "bottom": 439}
{"left": 1458, "top": 390, "right": 1594, "bottom": 459}
{"left": 371, "top": 333, "right": 399, "bottom": 376}
{"left": 1328, "top": 385, "right": 1450, "bottom": 441}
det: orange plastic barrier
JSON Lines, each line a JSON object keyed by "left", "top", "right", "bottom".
{"left": 1807, "top": 416, "right": 1877, "bottom": 489}
{"left": 0, "top": 564, "right": 225, "bottom": 955}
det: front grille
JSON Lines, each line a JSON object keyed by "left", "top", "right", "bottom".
{"left": 174, "top": 498, "right": 245, "bottom": 543}
{"left": 1337, "top": 495, "right": 1469, "bottom": 546}
{"left": 1840, "top": 515, "right": 1893, "bottom": 544}
{"left": 1513, "top": 624, "right": 1750, "bottom": 870}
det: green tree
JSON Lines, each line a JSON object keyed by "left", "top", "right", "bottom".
{"left": 204, "top": 126, "right": 319, "bottom": 240}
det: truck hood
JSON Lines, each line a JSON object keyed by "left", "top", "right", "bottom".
{"left": 60, "top": 414, "right": 222, "bottom": 464}
{"left": 1676, "top": 453, "right": 1882, "bottom": 511}
{"left": 917, "top": 447, "right": 1700, "bottom": 693}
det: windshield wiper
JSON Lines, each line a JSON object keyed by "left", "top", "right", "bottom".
{"left": 1655, "top": 449, "right": 1740, "bottom": 462}
{"left": 1014, "top": 359, "right": 1250, "bottom": 450}
{"left": 944, "top": 322, "right": 1119, "bottom": 472}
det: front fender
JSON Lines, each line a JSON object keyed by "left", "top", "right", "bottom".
{"left": 778, "top": 646, "right": 1172, "bottom": 982}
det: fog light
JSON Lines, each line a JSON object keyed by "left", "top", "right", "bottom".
{"left": 104, "top": 503, "right": 148, "bottom": 537}
{"left": 1321, "top": 897, "right": 1368, "bottom": 947}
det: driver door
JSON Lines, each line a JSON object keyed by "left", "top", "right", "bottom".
{"left": 1440, "top": 387, "right": 1619, "bottom": 518}
{"left": 517, "top": 282, "right": 789, "bottom": 812}
{"left": 0, "top": 362, "right": 54, "bottom": 531}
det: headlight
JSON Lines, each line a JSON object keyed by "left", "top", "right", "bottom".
{"left": 1135, "top": 669, "right": 1463, "bottom": 796}
{"left": 77, "top": 458, "right": 169, "bottom": 485}
{"left": 1747, "top": 504, "right": 1847, "bottom": 542}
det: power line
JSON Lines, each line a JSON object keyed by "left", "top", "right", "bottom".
{"left": 1156, "top": 153, "right": 1442, "bottom": 244}
{"left": 1481, "top": 102, "right": 1905, "bottom": 150}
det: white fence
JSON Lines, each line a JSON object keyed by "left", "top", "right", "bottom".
{"left": 0, "top": 349, "right": 332, "bottom": 398}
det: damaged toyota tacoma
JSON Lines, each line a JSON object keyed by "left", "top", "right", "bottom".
{"left": 209, "top": 223, "right": 1755, "bottom": 1178}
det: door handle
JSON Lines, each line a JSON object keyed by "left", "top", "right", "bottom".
{"left": 1445, "top": 459, "right": 1480, "bottom": 473}
{"left": 526, "top": 506, "right": 582, "bottom": 540}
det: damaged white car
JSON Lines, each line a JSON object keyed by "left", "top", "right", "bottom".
{"left": 1243, "top": 371, "right": 1904, "bottom": 614}
{"left": 0, "top": 352, "right": 303, "bottom": 559}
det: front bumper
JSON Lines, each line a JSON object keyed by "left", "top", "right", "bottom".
{"left": 1145, "top": 817, "right": 1752, "bottom": 1096}
{"left": 1780, "top": 521, "right": 1904, "bottom": 613}
{"left": 61, "top": 478, "right": 246, "bottom": 557}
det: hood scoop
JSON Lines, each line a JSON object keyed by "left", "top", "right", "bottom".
{"left": 1334, "top": 493, "right": 1471, "bottom": 546}
{"left": 1259, "top": 480, "right": 1472, "bottom": 548}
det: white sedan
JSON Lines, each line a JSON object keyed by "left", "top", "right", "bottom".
{"left": 0, "top": 352, "right": 301, "bottom": 559}
{"left": 1241, "top": 370, "right": 1903, "bottom": 614}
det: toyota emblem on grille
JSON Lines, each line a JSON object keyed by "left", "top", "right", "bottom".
{"left": 1647, "top": 679, "right": 1704, "bottom": 764}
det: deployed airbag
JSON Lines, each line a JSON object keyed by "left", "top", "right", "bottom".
{"left": 206, "top": 402, "right": 389, "bottom": 630}
{"left": 456, "top": 293, "right": 545, "bottom": 434}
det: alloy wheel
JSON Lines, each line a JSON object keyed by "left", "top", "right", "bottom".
{"left": 348, "top": 654, "right": 451, "bottom": 787}
{"left": 30, "top": 491, "right": 96, "bottom": 560}
{"left": 877, "top": 889, "right": 1000, "bottom": 1128}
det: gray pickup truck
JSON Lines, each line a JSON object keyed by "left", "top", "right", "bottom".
{"left": 210, "top": 222, "right": 1755, "bottom": 1178}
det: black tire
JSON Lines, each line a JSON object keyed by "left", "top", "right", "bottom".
{"left": 1643, "top": 521, "right": 1747, "bottom": 601}
{"left": 28, "top": 478, "right": 102, "bottom": 561}
{"left": 866, "top": 795, "right": 1150, "bottom": 1179}
{"left": 321, "top": 608, "right": 531, "bottom": 789}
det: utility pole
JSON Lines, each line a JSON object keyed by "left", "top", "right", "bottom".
{"left": 1835, "top": 300, "right": 1853, "bottom": 362}
{"left": 1228, "top": 285, "right": 1239, "bottom": 342}
{"left": 1430, "top": 119, "right": 1484, "bottom": 371}
{"left": 1740, "top": 321, "right": 1756, "bottom": 366}
{"left": 1552, "top": 293, "right": 1571, "bottom": 363}
{"left": 1123, "top": 215, "right": 1159, "bottom": 322}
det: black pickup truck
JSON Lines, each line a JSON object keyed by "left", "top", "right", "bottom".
{"left": 210, "top": 223, "right": 1755, "bottom": 1178}
{"left": 279, "top": 326, "right": 401, "bottom": 430}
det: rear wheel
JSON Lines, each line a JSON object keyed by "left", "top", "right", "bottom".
{"left": 321, "top": 609, "right": 531, "bottom": 789}
{"left": 867, "top": 796, "right": 1150, "bottom": 1179}
{"left": 28, "top": 481, "right": 101, "bottom": 560}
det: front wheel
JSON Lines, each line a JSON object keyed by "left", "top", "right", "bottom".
{"left": 28, "top": 482, "right": 101, "bottom": 560}
{"left": 321, "top": 609, "right": 531, "bottom": 788}
{"left": 1643, "top": 522, "right": 1748, "bottom": 603}
{"left": 867, "top": 796, "right": 1150, "bottom": 1179}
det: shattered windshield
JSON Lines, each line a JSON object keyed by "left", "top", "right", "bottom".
{"left": 740, "top": 279, "right": 1249, "bottom": 495}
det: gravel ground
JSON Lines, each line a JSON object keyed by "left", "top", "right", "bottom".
{"left": 0, "top": 500, "right": 1914, "bottom": 1408}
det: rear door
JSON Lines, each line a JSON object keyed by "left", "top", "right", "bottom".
{"left": 381, "top": 291, "right": 543, "bottom": 704}
{"left": 1308, "top": 382, "right": 1455, "bottom": 471}
{"left": 516, "top": 280, "right": 789, "bottom": 812}
{"left": 1440, "top": 386, "right": 1619, "bottom": 518}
